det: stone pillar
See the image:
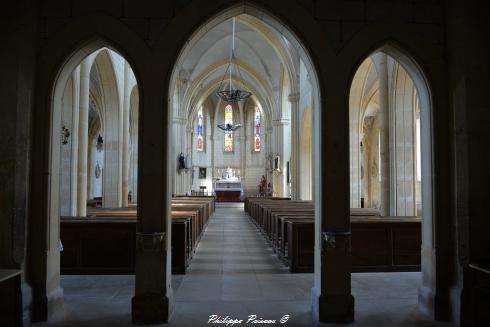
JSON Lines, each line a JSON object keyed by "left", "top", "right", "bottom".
{"left": 86, "top": 137, "right": 94, "bottom": 200}
{"left": 76, "top": 59, "right": 90, "bottom": 216}
{"left": 70, "top": 68, "right": 80, "bottom": 215}
{"left": 172, "top": 118, "right": 186, "bottom": 195}
{"left": 239, "top": 102, "right": 246, "bottom": 181}
{"left": 378, "top": 53, "right": 391, "bottom": 216}
{"left": 289, "top": 93, "right": 300, "bottom": 200}
{"left": 393, "top": 64, "right": 416, "bottom": 216}
{"left": 210, "top": 114, "right": 215, "bottom": 182}
{"left": 186, "top": 125, "right": 193, "bottom": 192}
{"left": 132, "top": 84, "right": 171, "bottom": 324}
{"left": 312, "top": 85, "right": 354, "bottom": 323}
{"left": 264, "top": 127, "right": 273, "bottom": 194}
{"left": 129, "top": 92, "right": 139, "bottom": 203}
{"left": 121, "top": 62, "right": 131, "bottom": 207}
{"left": 272, "top": 119, "right": 288, "bottom": 197}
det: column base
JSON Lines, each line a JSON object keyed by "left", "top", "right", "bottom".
{"left": 132, "top": 294, "right": 171, "bottom": 324}
{"left": 311, "top": 286, "right": 354, "bottom": 323}
{"left": 21, "top": 281, "right": 33, "bottom": 326}
{"left": 31, "top": 287, "right": 64, "bottom": 322}
{"left": 418, "top": 285, "right": 449, "bottom": 321}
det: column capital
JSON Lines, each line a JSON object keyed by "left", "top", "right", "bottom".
{"left": 288, "top": 93, "right": 300, "bottom": 103}
{"left": 273, "top": 118, "right": 289, "bottom": 126}
{"left": 172, "top": 117, "right": 186, "bottom": 125}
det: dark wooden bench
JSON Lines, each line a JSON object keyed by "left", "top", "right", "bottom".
{"left": 60, "top": 197, "right": 215, "bottom": 275}
{"left": 287, "top": 219, "right": 315, "bottom": 272}
{"left": 0, "top": 270, "right": 22, "bottom": 327}
{"left": 351, "top": 216, "right": 421, "bottom": 272}
{"left": 245, "top": 197, "right": 421, "bottom": 273}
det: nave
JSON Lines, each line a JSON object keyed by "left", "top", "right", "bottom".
{"left": 35, "top": 204, "right": 449, "bottom": 327}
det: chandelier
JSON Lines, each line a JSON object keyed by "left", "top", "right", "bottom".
{"left": 215, "top": 17, "right": 252, "bottom": 103}
{"left": 217, "top": 122, "right": 241, "bottom": 132}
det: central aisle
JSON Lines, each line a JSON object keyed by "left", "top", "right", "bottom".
{"left": 171, "top": 202, "right": 314, "bottom": 325}
{"left": 183, "top": 202, "right": 290, "bottom": 275}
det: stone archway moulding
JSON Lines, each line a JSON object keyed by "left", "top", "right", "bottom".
{"left": 29, "top": 13, "right": 149, "bottom": 321}
{"left": 341, "top": 27, "right": 451, "bottom": 320}
{"left": 163, "top": 1, "right": 333, "bottom": 324}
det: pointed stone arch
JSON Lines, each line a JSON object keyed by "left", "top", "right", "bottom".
{"left": 346, "top": 37, "right": 449, "bottom": 319}
{"left": 161, "top": 1, "right": 330, "bottom": 324}
{"left": 29, "top": 22, "right": 146, "bottom": 318}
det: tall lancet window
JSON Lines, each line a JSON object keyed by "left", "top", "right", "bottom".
{"left": 254, "top": 107, "right": 261, "bottom": 152}
{"left": 196, "top": 108, "right": 204, "bottom": 151}
{"left": 224, "top": 104, "right": 233, "bottom": 152}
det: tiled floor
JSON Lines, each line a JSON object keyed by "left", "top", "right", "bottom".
{"left": 34, "top": 203, "right": 451, "bottom": 326}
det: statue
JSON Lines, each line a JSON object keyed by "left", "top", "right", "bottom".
{"left": 178, "top": 152, "right": 186, "bottom": 170}
{"left": 259, "top": 175, "right": 267, "bottom": 195}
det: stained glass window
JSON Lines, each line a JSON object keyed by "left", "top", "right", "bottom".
{"left": 224, "top": 104, "right": 233, "bottom": 152}
{"left": 196, "top": 109, "right": 204, "bottom": 151}
{"left": 254, "top": 107, "right": 261, "bottom": 152}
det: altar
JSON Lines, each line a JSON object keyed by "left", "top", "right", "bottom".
{"left": 213, "top": 167, "right": 243, "bottom": 202}
{"left": 214, "top": 180, "right": 243, "bottom": 202}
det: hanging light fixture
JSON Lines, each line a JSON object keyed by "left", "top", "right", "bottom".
{"left": 215, "top": 17, "right": 252, "bottom": 103}
{"left": 217, "top": 122, "right": 241, "bottom": 132}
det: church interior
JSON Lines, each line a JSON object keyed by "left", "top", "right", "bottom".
{"left": 1, "top": 1, "right": 489, "bottom": 326}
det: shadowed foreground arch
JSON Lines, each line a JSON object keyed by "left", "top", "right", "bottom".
{"left": 346, "top": 40, "right": 450, "bottom": 320}
{"left": 28, "top": 17, "right": 147, "bottom": 318}
{"left": 159, "top": 2, "right": 338, "bottom": 325}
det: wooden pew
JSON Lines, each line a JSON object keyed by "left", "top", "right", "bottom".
{"left": 60, "top": 197, "right": 215, "bottom": 275}
{"left": 287, "top": 218, "right": 315, "bottom": 272}
{"left": 278, "top": 215, "right": 314, "bottom": 260}
{"left": 245, "top": 197, "right": 314, "bottom": 272}
{"left": 351, "top": 216, "right": 421, "bottom": 272}
{"left": 245, "top": 197, "right": 421, "bottom": 273}
{"left": 0, "top": 270, "right": 22, "bottom": 327}
{"left": 171, "top": 217, "right": 190, "bottom": 274}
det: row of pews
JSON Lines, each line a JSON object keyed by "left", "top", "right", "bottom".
{"left": 245, "top": 197, "right": 422, "bottom": 273}
{"left": 60, "top": 196, "right": 215, "bottom": 275}
{"left": 245, "top": 197, "right": 314, "bottom": 273}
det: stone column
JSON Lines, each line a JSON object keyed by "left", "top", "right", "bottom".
{"left": 264, "top": 127, "right": 273, "bottom": 194}
{"left": 70, "top": 67, "right": 80, "bottom": 216}
{"left": 391, "top": 64, "right": 417, "bottom": 216}
{"left": 272, "top": 119, "right": 288, "bottom": 197}
{"left": 289, "top": 93, "right": 300, "bottom": 200}
{"left": 378, "top": 53, "right": 391, "bottom": 216}
{"left": 186, "top": 125, "right": 193, "bottom": 192}
{"left": 313, "top": 88, "right": 354, "bottom": 324}
{"left": 132, "top": 83, "right": 171, "bottom": 324}
{"left": 76, "top": 59, "right": 90, "bottom": 216}
{"left": 86, "top": 138, "right": 94, "bottom": 200}
{"left": 129, "top": 91, "right": 139, "bottom": 203}
{"left": 172, "top": 117, "right": 186, "bottom": 195}
{"left": 121, "top": 62, "right": 131, "bottom": 207}
{"left": 239, "top": 102, "right": 246, "bottom": 182}
{"left": 210, "top": 115, "right": 215, "bottom": 182}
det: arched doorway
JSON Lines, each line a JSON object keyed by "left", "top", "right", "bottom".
{"left": 28, "top": 38, "right": 143, "bottom": 321}
{"left": 348, "top": 44, "right": 440, "bottom": 320}
{"left": 164, "top": 4, "right": 325, "bottom": 324}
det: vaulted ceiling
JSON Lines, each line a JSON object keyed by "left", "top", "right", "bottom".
{"left": 173, "top": 14, "right": 300, "bottom": 123}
